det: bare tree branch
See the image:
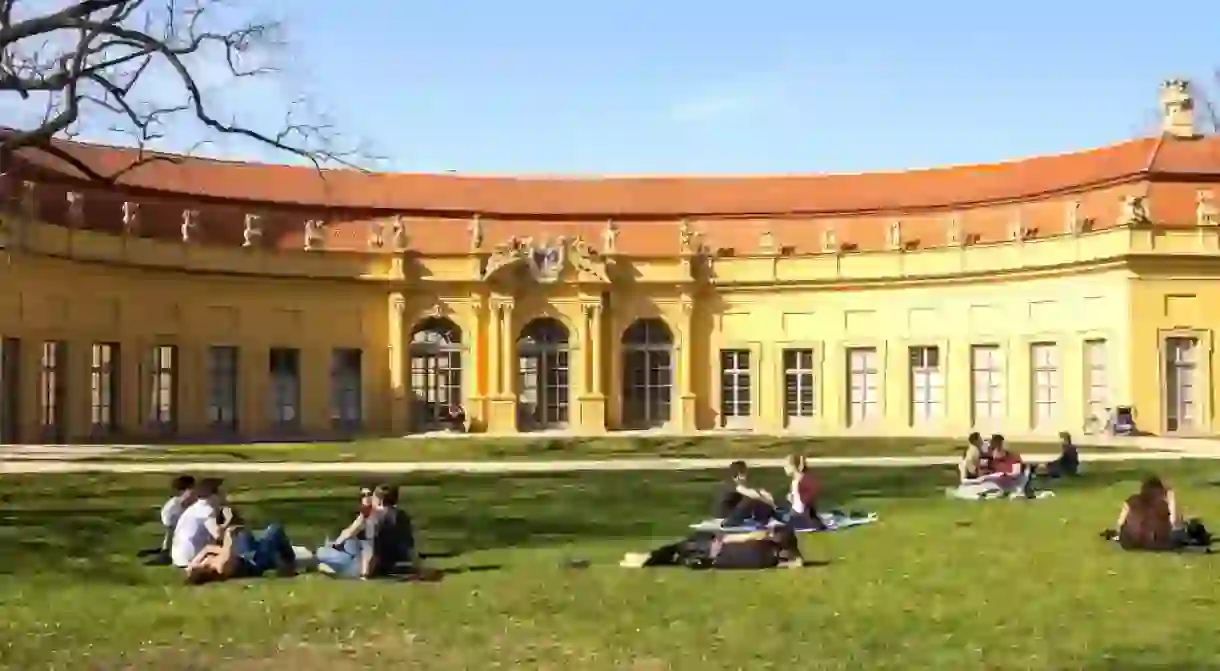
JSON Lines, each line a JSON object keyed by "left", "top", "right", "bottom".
{"left": 0, "top": 0, "right": 375, "bottom": 183}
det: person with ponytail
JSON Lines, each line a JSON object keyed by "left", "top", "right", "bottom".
{"left": 783, "top": 454, "right": 828, "bottom": 531}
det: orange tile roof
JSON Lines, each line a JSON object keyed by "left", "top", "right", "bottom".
{"left": 10, "top": 135, "right": 1220, "bottom": 256}
{"left": 16, "top": 135, "right": 1220, "bottom": 216}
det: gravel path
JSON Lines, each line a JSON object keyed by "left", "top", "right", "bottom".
{"left": 0, "top": 450, "right": 1206, "bottom": 474}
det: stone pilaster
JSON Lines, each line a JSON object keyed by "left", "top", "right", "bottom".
{"left": 388, "top": 292, "right": 409, "bottom": 435}
{"left": 577, "top": 299, "right": 606, "bottom": 433}
{"left": 677, "top": 293, "right": 697, "bottom": 432}
{"left": 486, "top": 296, "right": 517, "bottom": 432}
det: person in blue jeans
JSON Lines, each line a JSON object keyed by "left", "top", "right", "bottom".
{"left": 184, "top": 522, "right": 298, "bottom": 585}
{"left": 316, "top": 483, "right": 417, "bottom": 579}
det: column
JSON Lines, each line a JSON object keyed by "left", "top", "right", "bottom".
{"left": 387, "top": 292, "right": 408, "bottom": 435}
{"left": 576, "top": 300, "right": 606, "bottom": 433}
{"left": 677, "top": 294, "right": 697, "bottom": 431}
{"left": 591, "top": 303, "right": 604, "bottom": 394}
{"left": 463, "top": 293, "right": 487, "bottom": 430}
{"left": 486, "top": 297, "right": 518, "bottom": 433}
{"left": 487, "top": 297, "right": 502, "bottom": 395}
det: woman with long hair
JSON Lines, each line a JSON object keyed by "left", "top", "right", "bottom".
{"left": 1116, "top": 475, "right": 1181, "bottom": 551}
{"left": 783, "top": 454, "right": 827, "bottom": 531}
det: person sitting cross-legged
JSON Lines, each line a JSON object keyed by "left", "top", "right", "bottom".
{"left": 958, "top": 432, "right": 989, "bottom": 483}
{"left": 1039, "top": 431, "right": 1080, "bottom": 479}
{"left": 980, "top": 435, "right": 1034, "bottom": 498}
{"left": 715, "top": 460, "right": 781, "bottom": 528}
{"left": 316, "top": 484, "right": 419, "bottom": 579}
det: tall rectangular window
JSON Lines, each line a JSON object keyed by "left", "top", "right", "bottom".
{"left": 1166, "top": 336, "right": 1198, "bottom": 432}
{"left": 330, "top": 348, "right": 363, "bottom": 428}
{"left": 719, "top": 349, "right": 752, "bottom": 428}
{"left": 782, "top": 348, "right": 816, "bottom": 427}
{"left": 847, "top": 347, "right": 880, "bottom": 426}
{"left": 909, "top": 346, "right": 943, "bottom": 426}
{"left": 90, "top": 342, "right": 120, "bottom": 434}
{"left": 39, "top": 341, "right": 67, "bottom": 440}
{"left": 269, "top": 347, "right": 301, "bottom": 430}
{"left": 1030, "top": 342, "right": 1060, "bottom": 429}
{"left": 1083, "top": 339, "right": 1108, "bottom": 427}
{"left": 970, "top": 345, "right": 1004, "bottom": 427}
{"left": 147, "top": 345, "right": 178, "bottom": 432}
{"left": 0, "top": 338, "right": 19, "bottom": 443}
{"left": 207, "top": 346, "right": 239, "bottom": 432}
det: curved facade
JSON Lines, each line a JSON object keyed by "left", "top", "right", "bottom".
{"left": 2, "top": 82, "right": 1220, "bottom": 442}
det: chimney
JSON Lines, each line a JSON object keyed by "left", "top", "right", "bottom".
{"left": 1160, "top": 79, "right": 1198, "bottom": 139}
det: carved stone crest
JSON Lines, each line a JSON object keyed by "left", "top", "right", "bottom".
{"left": 527, "top": 237, "right": 567, "bottom": 283}
{"left": 1118, "top": 195, "right": 1150, "bottom": 227}
{"left": 243, "top": 214, "right": 262, "bottom": 248}
{"left": 570, "top": 236, "right": 610, "bottom": 281}
{"left": 303, "top": 219, "right": 325, "bottom": 251}
{"left": 1197, "top": 190, "right": 1218, "bottom": 227}
{"left": 181, "top": 209, "right": 200, "bottom": 243}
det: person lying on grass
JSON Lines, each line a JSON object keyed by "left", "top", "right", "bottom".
{"left": 621, "top": 524, "right": 805, "bottom": 570}
{"left": 315, "top": 483, "right": 420, "bottom": 579}
{"left": 183, "top": 522, "right": 298, "bottom": 585}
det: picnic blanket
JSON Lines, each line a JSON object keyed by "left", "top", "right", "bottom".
{"left": 689, "top": 510, "right": 879, "bottom": 534}
{"left": 945, "top": 482, "right": 1056, "bottom": 501}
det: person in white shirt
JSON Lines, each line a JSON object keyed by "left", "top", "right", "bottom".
{"left": 171, "top": 478, "right": 227, "bottom": 568}
{"left": 158, "top": 475, "right": 196, "bottom": 551}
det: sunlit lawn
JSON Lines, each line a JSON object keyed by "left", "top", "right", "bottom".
{"left": 117, "top": 434, "right": 1093, "bottom": 463}
{"left": 3, "top": 461, "right": 1220, "bottom": 670}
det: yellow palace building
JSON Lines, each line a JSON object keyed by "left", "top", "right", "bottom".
{"left": 1, "top": 80, "right": 1219, "bottom": 443}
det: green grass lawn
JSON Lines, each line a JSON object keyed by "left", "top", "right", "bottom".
{"left": 114, "top": 435, "right": 1090, "bottom": 463}
{"left": 3, "top": 461, "right": 1219, "bottom": 669}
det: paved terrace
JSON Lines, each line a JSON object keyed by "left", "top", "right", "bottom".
{"left": 1, "top": 433, "right": 1219, "bottom": 474}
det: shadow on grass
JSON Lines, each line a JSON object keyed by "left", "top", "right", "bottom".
{"left": 0, "top": 461, "right": 1198, "bottom": 583}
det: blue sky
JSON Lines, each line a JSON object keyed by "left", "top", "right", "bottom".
{"left": 47, "top": 1, "right": 1220, "bottom": 175}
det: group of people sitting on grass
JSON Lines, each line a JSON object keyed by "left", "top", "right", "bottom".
{"left": 622, "top": 454, "right": 826, "bottom": 570}
{"left": 955, "top": 431, "right": 1080, "bottom": 499}
{"left": 150, "top": 475, "right": 424, "bottom": 585}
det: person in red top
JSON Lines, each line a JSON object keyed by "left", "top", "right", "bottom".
{"left": 783, "top": 454, "right": 828, "bottom": 531}
{"left": 981, "top": 435, "right": 1033, "bottom": 497}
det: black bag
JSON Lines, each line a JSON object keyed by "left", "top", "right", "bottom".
{"left": 710, "top": 536, "right": 781, "bottom": 570}
{"left": 1184, "top": 519, "right": 1212, "bottom": 547}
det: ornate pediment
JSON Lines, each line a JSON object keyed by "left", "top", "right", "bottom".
{"left": 482, "top": 235, "right": 610, "bottom": 284}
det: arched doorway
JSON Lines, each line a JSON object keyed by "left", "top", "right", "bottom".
{"left": 408, "top": 317, "right": 462, "bottom": 429}
{"left": 517, "top": 317, "right": 570, "bottom": 430}
{"left": 621, "top": 318, "right": 674, "bottom": 428}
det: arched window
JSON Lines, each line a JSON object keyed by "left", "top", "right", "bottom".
{"left": 621, "top": 318, "right": 674, "bottom": 428}
{"left": 409, "top": 317, "right": 462, "bottom": 429}
{"left": 517, "top": 317, "right": 570, "bottom": 430}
